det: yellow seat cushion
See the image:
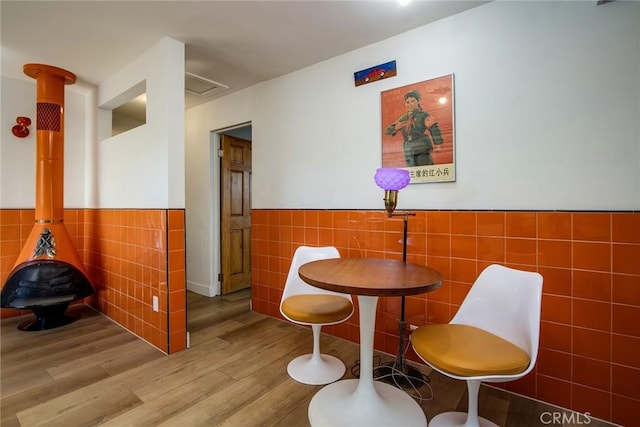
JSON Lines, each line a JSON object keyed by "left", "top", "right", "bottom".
{"left": 281, "top": 294, "right": 353, "bottom": 324}
{"left": 412, "top": 324, "right": 530, "bottom": 377}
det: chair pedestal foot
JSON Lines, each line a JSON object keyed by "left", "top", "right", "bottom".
{"left": 287, "top": 353, "right": 345, "bottom": 385}
{"left": 429, "top": 412, "right": 498, "bottom": 427}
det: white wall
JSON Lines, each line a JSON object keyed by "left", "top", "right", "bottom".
{"left": 96, "top": 37, "right": 185, "bottom": 209}
{"left": 1, "top": 37, "right": 185, "bottom": 211}
{"left": 1, "top": 76, "right": 87, "bottom": 208}
{"left": 185, "top": 1, "right": 640, "bottom": 295}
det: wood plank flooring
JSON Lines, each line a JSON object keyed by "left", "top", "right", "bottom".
{"left": 1, "top": 290, "right": 615, "bottom": 427}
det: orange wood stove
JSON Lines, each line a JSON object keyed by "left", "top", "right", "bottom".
{"left": 1, "top": 64, "right": 94, "bottom": 331}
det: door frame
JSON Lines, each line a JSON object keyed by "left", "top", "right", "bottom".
{"left": 209, "top": 122, "right": 252, "bottom": 296}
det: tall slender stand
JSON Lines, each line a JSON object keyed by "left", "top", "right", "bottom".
{"left": 374, "top": 212, "right": 427, "bottom": 389}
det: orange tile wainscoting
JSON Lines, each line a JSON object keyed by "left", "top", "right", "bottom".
{"left": 251, "top": 209, "right": 639, "bottom": 426}
{"left": 2, "top": 207, "right": 638, "bottom": 424}
{"left": 0, "top": 209, "right": 186, "bottom": 354}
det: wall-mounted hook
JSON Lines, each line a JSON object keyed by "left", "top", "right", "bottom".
{"left": 12, "top": 116, "right": 31, "bottom": 138}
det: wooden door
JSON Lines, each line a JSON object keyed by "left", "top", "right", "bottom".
{"left": 220, "top": 135, "right": 252, "bottom": 294}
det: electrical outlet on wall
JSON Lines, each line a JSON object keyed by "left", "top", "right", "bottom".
{"left": 152, "top": 295, "right": 159, "bottom": 312}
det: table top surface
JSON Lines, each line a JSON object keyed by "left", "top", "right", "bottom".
{"left": 298, "top": 257, "right": 442, "bottom": 297}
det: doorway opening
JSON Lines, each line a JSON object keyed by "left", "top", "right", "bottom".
{"left": 186, "top": 123, "right": 252, "bottom": 348}
{"left": 211, "top": 123, "right": 252, "bottom": 297}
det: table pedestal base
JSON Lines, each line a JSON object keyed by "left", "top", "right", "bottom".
{"left": 429, "top": 412, "right": 497, "bottom": 427}
{"left": 308, "top": 378, "right": 426, "bottom": 427}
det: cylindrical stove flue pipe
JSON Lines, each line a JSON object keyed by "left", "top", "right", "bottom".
{"left": 24, "top": 63, "right": 76, "bottom": 223}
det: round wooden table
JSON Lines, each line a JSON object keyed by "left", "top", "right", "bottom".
{"left": 299, "top": 257, "right": 443, "bottom": 427}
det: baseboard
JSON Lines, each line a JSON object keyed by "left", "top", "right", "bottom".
{"left": 186, "top": 280, "right": 215, "bottom": 297}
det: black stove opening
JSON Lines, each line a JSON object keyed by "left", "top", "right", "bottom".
{"left": 1, "top": 260, "right": 94, "bottom": 331}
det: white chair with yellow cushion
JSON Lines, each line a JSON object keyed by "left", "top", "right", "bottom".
{"left": 411, "top": 264, "right": 543, "bottom": 427}
{"left": 280, "top": 246, "right": 354, "bottom": 385}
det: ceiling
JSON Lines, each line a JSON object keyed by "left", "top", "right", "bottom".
{"left": 1, "top": 1, "right": 487, "bottom": 109}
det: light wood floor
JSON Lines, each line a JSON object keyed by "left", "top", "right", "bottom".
{"left": 1, "top": 290, "right": 614, "bottom": 427}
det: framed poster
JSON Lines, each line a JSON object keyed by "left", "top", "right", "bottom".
{"left": 381, "top": 74, "right": 455, "bottom": 183}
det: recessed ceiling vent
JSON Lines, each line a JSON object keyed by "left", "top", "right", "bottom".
{"left": 185, "top": 72, "right": 229, "bottom": 96}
